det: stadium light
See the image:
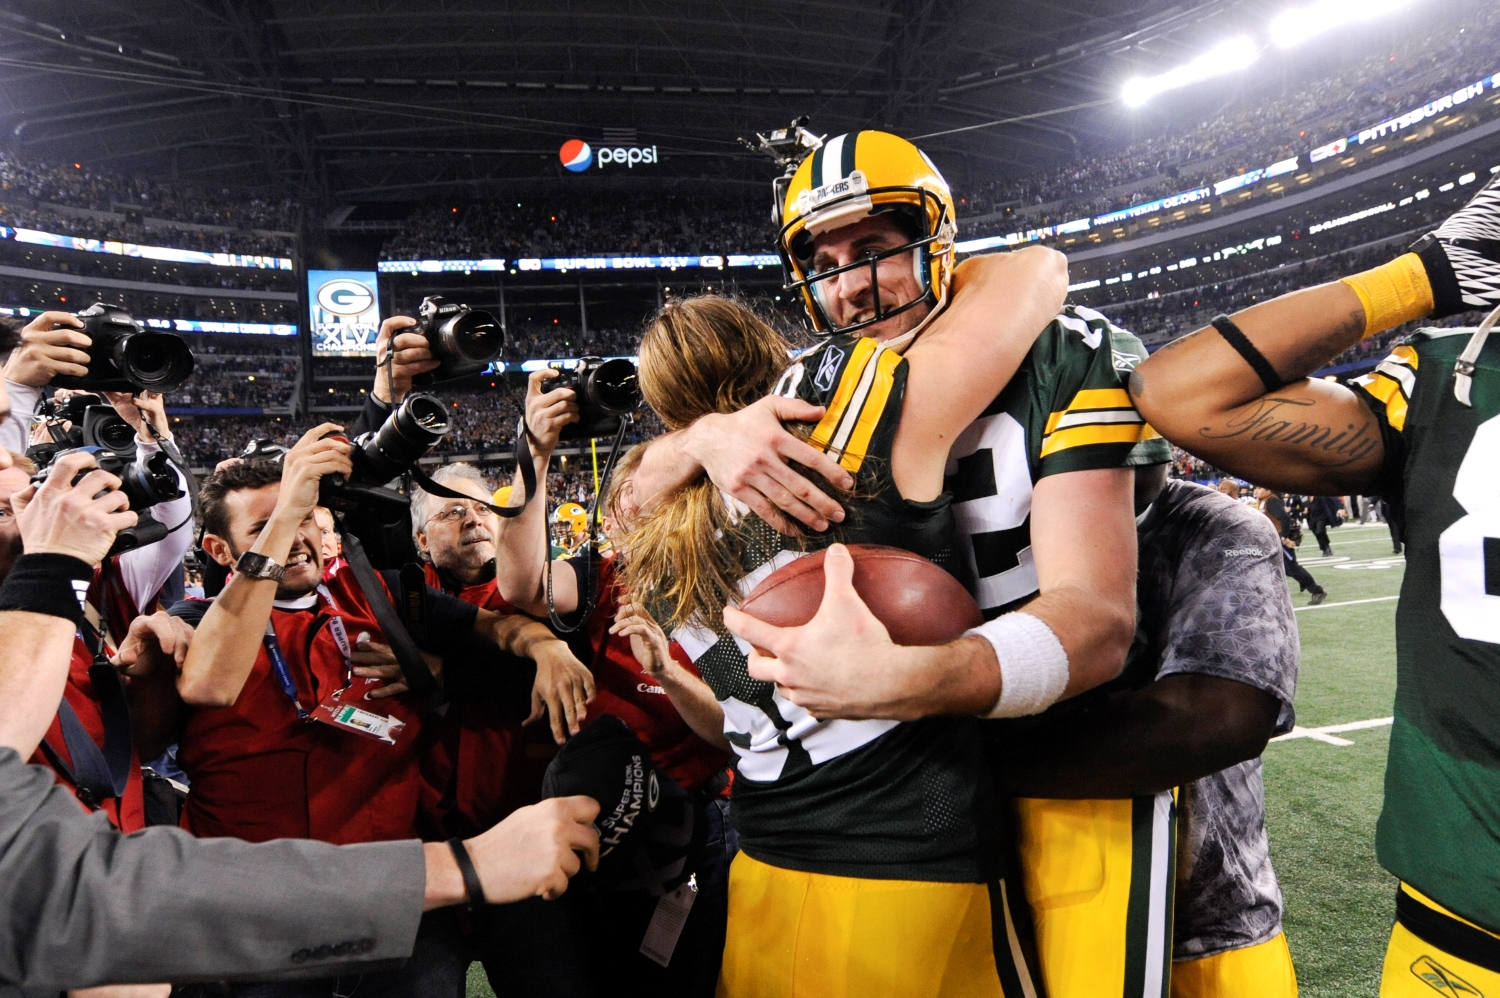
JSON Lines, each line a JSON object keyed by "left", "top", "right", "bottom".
{"left": 1269, "top": 0, "right": 1414, "bottom": 48}
{"left": 1121, "top": 37, "right": 1260, "bottom": 107}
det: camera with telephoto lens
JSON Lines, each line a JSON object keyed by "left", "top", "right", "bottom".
{"left": 50, "top": 303, "right": 195, "bottom": 393}
{"left": 543, "top": 357, "right": 642, "bottom": 439}
{"left": 25, "top": 392, "right": 139, "bottom": 471}
{"left": 409, "top": 296, "right": 504, "bottom": 384}
{"left": 29, "top": 445, "right": 184, "bottom": 555}
{"left": 319, "top": 392, "right": 452, "bottom": 515}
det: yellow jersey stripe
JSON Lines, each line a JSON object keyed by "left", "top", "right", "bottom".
{"left": 1355, "top": 369, "right": 1409, "bottom": 433}
{"left": 1043, "top": 387, "right": 1135, "bottom": 434}
{"left": 1040, "top": 422, "right": 1145, "bottom": 459}
{"left": 1390, "top": 344, "right": 1419, "bottom": 370}
{"left": 810, "top": 338, "right": 877, "bottom": 453}
{"left": 836, "top": 347, "right": 902, "bottom": 472}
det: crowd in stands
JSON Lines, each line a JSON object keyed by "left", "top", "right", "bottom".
{"left": 379, "top": 193, "right": 772, "bottom": 261}
{"left": 503, "top": 322, "right": 643, "bottom": 361}
{"left": 0, "top": 280, "right": 298, "bottom": 325}
{"left": 0, "top": 153, "right": 298, "bottom": 229}
{"left": 1168, "top": 446, "right": 1228, "bottom": 483}
{"left": 957, "top": 2, "right": 1500, "bottom": 233}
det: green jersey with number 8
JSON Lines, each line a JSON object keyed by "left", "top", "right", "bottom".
{"left": 1353, "top": 326, "right": 1500, "bottom": 931}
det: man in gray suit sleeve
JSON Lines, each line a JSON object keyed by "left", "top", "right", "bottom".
{"left": 0, "top": 445, "right": 600, "bottom": 995}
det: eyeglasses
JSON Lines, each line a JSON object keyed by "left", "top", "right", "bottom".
{"left": 425, "top": 501, "right": 496, "bottom": 525}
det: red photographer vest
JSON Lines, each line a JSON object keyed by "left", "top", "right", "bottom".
{"left": 178, "top": 570, "right": 427, "bottom": 845}
{"left": 576, "top": 557, "right": 728, "bottom": 793}
{"left": 419, "top": 564, "right": 554, "bottom": 838}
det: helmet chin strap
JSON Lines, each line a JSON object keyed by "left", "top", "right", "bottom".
{"left": 878, "top": 297, "right": 946, "bottom": 355}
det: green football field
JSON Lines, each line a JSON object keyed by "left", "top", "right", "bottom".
{"left": 1266, "top": 522, "right": 1405, "bottom": 998}
{"left": 464, "top": 521, "right": 1408, "bottom": 998}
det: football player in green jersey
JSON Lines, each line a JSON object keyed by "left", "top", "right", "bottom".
{"left": 1115, "top": 171, "right": 1500, "bottom": 997}
{"left": 629, "top": 129, "right": 1154, "bottom": 997}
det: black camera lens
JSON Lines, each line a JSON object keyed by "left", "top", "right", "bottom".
{"left": 438, "top": 309, "right": 503, "bottom": 364}
{"left": 355, "top": 392, "right": 451, "bottom": 483}
{"left": 586, "top": 358, "right": 642, "bottom": 415}
{"left": 117, "top": 451, "right": 183, "bottom": 509}
{"left": 52, "top": 303, "right": 195, "bottom": 393}
{"left": 119, "top": 331, "right": 195, "bottom": 392}
{"left": 82, "top": 406, "right": 138, "bottom": 456}
{"left": 413, "top": 296, "right": 505, "bottom": 383}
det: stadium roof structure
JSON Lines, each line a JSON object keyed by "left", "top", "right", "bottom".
{"left": 0, "top": 0, "right": 1449, "bottom": 210}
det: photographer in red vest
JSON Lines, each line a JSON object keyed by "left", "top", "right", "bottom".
{"left": 168, "top": 423, "right": 595, "bottom": 998}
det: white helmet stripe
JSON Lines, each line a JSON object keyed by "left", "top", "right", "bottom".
{"left": 821, "top": 134, "right": 846, "bottom": 188}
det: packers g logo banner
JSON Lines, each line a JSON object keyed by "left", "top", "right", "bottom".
{"left": 309, "top": 270, "right": 381, "bottom": 356}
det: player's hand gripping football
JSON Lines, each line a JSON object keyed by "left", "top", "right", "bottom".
{"left": 725, "top": 543, "right": 923, "bottom": 721}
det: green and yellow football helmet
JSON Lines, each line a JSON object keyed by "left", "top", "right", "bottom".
{"left": 777, "top": 130, "right": 958, "bottom": 337}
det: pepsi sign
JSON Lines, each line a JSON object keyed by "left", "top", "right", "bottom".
{"left": 308, "top": 269, "right": 382, "bottom": 356}
{"left": 560, "top": 139, "right": 593, "bottom": 172}
{"left": 559, "top": 138, "right": 658, "bottom": 171}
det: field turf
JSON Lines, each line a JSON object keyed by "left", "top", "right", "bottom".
{"left": 464, "top": 521, "right": 1407, "bottom": 998}
{"left": 1267, "top": 522, "right": 1404, "bottom": 997}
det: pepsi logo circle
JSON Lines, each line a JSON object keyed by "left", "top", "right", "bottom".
{"left": 315, "top": 278, "right": 375, "bottom": 316}
{"left": 559, "top": 139, "right": 593, "bottom": 172}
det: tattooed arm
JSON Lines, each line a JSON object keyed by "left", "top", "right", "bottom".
{"left": 1128, "top": 281, "right": 1386, "bottom": 495}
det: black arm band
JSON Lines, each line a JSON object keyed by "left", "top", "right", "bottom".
{"left": 0, "top": 553, "right": 93, "bottom": 625}
{"left": 1211, "top": 314, "right": 1285, "bottom": 393}
{"left": 447, "top": 837, "right": 487, "bottom": 911}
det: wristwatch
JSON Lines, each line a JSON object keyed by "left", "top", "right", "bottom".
{"left": 235, "top": 551, "right": 286, "bottom": 582}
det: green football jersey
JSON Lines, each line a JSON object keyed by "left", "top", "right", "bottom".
{"left": 1352, "top": 328, "right": 1500, "bottom": 930}
{"left": 945, "top": 304, "right": 1166, "bottom": 618}
{"left": 673, "top": 331, "right": 987, "bottom": 882}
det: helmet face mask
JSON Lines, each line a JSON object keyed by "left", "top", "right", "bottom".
{"left": 777, "top": 131, "right": 958, "bottom": 339}
{"left": 783, "top": 188, "right": 950, "bottom": 339}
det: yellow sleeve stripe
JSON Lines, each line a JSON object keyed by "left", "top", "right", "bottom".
{"left": 836, "top": 347, "right": 902, "bottom": 473}
{"left": 1354, "top": 369, "right": 1410, "bottom": 433}
{"left": 1039, "top": 422, "right": 1146, "bottom": 459}
{"left": 810, "top": 337, "right": 877, "bottom": 453}
{"left": 1142, "top": 423, "right": 1162, "bottom": 441}
{"left": 1390, "top": 344, "right": 1419, "bottom": 369}
{"left": 1043, "top": 387, "right": 1135, "bottom": 434}
{"left": 808, "top": 338, "right": 902, "bottom": 473}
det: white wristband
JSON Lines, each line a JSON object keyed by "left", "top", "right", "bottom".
{"left": 966, "top": 611, "right": 1070, "bottom": 719}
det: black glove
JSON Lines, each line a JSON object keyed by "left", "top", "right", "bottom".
{"left": 1411, "top": 172, "right": 1500, "bottom": 317}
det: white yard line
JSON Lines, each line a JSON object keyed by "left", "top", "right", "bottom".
{"left": 1293, "top": 595, "right": 1399, "bottom": 612}
{"left": 1270, "top": 717, "right": 1394, "bottom": 747}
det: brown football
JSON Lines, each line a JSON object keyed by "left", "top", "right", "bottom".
{"left": 739, "top": 544, "right": 983, "bottom": 646}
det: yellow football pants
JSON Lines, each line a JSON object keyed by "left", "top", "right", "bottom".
{"left": 716, "top": 851, "right": 1004, "bottom": 998}
{"left": 1170, "top": 932, "right": 1298, "bottom": 998}
{"left": 1015, "top": 791, "right": 1178, "bottom": 998}
{"left": 1380, "top": 884, "right": 1500, "bottom": 997}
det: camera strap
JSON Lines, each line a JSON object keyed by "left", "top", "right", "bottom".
{"left": 336, "top": 526, "right": 439, "bottom": 703}
{"left": 406, "top": 415, "right": 539, "bottom": 518}
{"left": 40, "top": 622, "right": 135, "bottom": 809}
{"left": 545, "top": 415, "right": 632, "bottom": 634}
{"left": 143, "top": 424, "right": 199, "bottom": 535}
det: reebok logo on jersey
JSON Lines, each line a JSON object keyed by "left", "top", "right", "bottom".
{"left": 1410, "top": 955, "right": 1483, "bottom": 996}
{"left": 1223, "top": 547, "right": 1268, "bottom": 558}
{"left": 814, "top": 345, "right": 845, "bottom": 392}
{"left": 1111, "top": 349, "right": 1142, "bottom": 371}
